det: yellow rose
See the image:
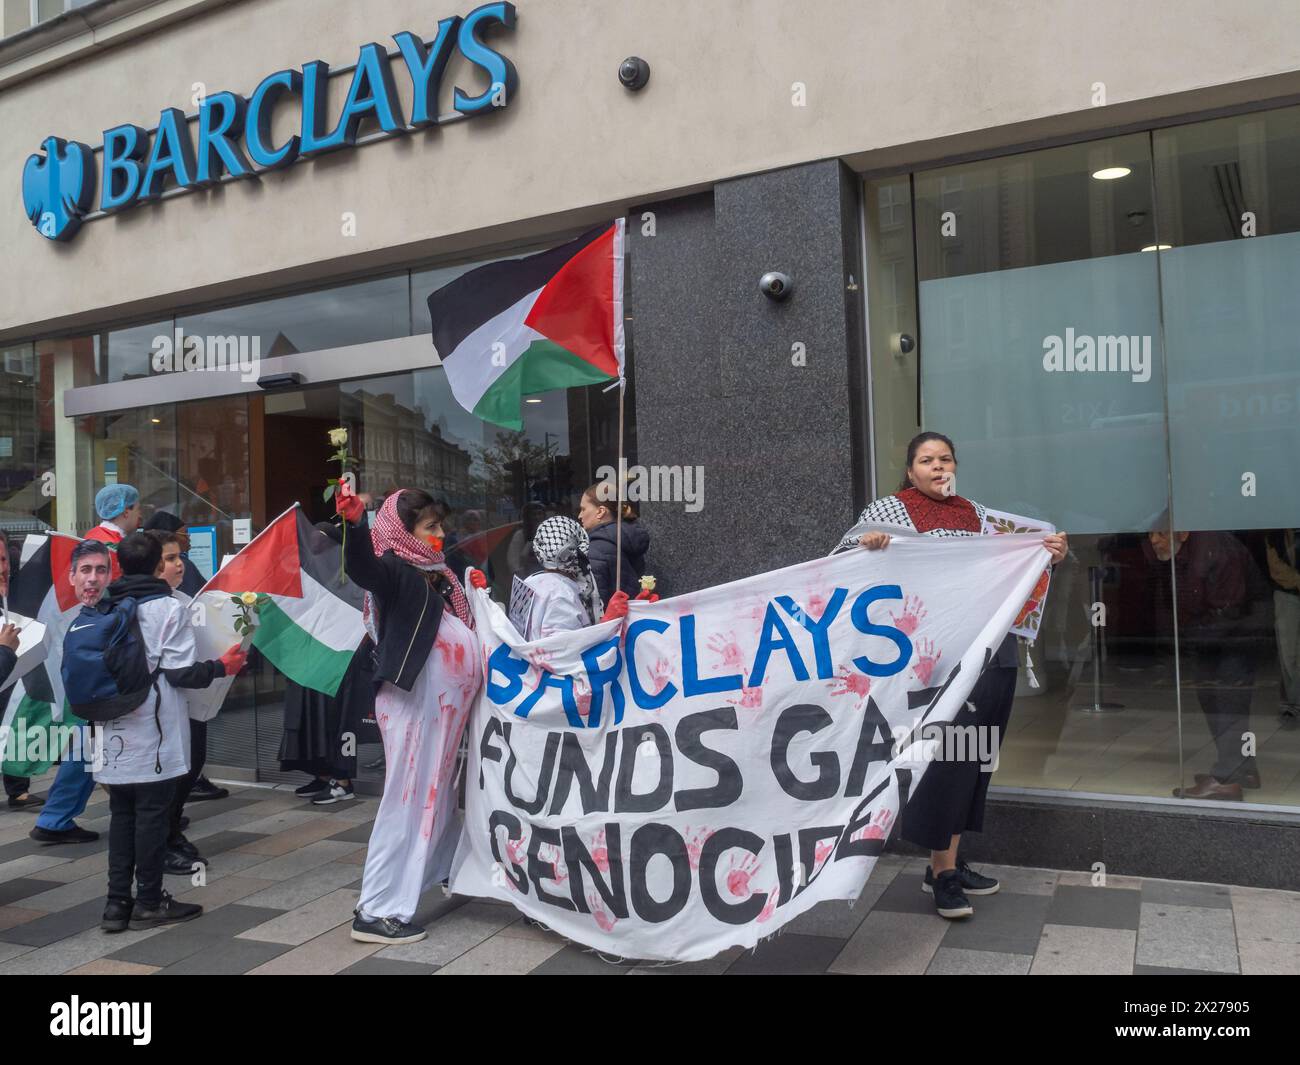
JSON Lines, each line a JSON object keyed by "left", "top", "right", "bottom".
{"left": 638, "top": 575, "right": 656, "bottom": 592}
{"left": 240, "top": 591, "right": 259, "bottom": 606}
{"left": 327, "top": 427, "right": 348, "bottom": 447}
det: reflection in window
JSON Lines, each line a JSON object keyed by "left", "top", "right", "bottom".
{"left": 77, "top": 406, "right": 176, "bottom": 537}
{"left": 0, "top": 342, "right": 50, "bottom": 534}
{"left": 95, "top": 320, "right": 171, "bottom": 384}
{"left": 178, "top": 275, "right": 410, "bottom": 365}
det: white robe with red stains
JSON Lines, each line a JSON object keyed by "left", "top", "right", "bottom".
{"left": 356, "top": 611, "right": 482, "bottom": 924}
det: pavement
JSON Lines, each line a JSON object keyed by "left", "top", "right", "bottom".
{"left": 1, "top": 779, "right": 1297, "bottom": 975}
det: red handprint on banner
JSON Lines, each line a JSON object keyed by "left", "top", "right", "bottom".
{"left": 828, "top": 665, "right": 871, "bottom": 701}
{"left": 852, "top": 807, "right": 895, "bottom": 844}
{"left": 590, "top": 829, "right": 610, "bottom": 873}
{"left": 708, "top": 631, "right": 746, "bottom": 671}
{"left": 573, "top": 676, "right": 592, "bottom": 719}
{"left": 685, "top": 827, "right": 713, "bottom": 871}
{"left": 648, "top": 657, "right": 673, "bottom": 695}
{"left": 912, "top": 637, "right": 942, "bottom": 686}
{"left": 726, "top": 685, "right": 764, "bottom": 712}
{"left": 726, "top": 853, "right": 760, "bottom": 898}
{"left": 588, "top": 890, "right": 617, "bottom": 932}
{"left": 891, "top": 594, "right": 928, "bottom": 636}
{"left": 542, "top": 842, "right": 567, "bottom": 887}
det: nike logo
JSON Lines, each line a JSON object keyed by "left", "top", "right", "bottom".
{"left": 69, "top": 623, "right": 95, "bottom": 632}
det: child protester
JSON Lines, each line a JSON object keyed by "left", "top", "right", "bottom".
{"left": 89, "top": 533, "right": 245, "bottom": 933}
{"left": 144, "top": 528, "right": 221, "bottom": 877}
{"left": 470, "top": 515, "right": 652, "bottom": 638}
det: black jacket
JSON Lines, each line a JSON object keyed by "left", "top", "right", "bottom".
{"left": 342, "top": 517, "right": 448, "bottom": 692}
{"left": 178, "top": 555, "right": 205, "bottom": 597}
{"left": 587, "top": 519, "right": 650, "bottom": 606}
{"left": 0, "top": 645, "right": 15, "bottom": 689}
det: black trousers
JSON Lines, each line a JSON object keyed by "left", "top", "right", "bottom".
{"left": 1191, "top": 644, "right": 1257, "bottom": 781}
{"left": 167, "top": 719, "right": 207, "bottom": 845}
{"left": 107, "top": 778, "right": 177, "bottom": 907}
{"left": 900, "top": 665, "right": 1018, "bottom": 852}
{"left": 3, "top": 773, "right": 30, "bottom": 798}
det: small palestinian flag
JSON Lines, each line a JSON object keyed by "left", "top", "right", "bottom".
{"left": 427, "top": 220, "right": 625, "bottom": 429}
{"left": 0, "top": 533, "right": 98, "bottom": 775}
{"left": 199, "top": 505, "right": 364, "bottom": 697}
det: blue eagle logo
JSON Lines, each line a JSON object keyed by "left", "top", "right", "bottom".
{"left": 22, "top": 136, "right": 96, "bottom": 242}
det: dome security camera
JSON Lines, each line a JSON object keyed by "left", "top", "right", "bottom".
{"left": 619, "top": 57, "right": 650, "bottom": 91}
{"left": 759, "top": 271, "right": 793, "bottom": 301}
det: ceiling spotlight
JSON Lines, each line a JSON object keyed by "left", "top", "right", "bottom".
{"left": 1141, "top": 244, "right": 1173, "bottom": 252}
{"left": 1092, "top": 166, "right": 1132, "bottom": 180}
{"left": 525, "top": 398, "right": 542, "bottom": 404}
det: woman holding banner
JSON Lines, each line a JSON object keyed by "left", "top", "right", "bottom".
{"left": 838, "top": 431, "right": 1067, "bottom": 921}
{"left": 336, "top": 483, "right": 483, "bottom": 946}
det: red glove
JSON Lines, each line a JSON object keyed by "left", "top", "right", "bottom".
{"left": 335, "top": 480, "right": 364, "bottom": 524}
{"left": 219, "top": 644, "right": 247, "bottom": 676}
{"left": 468, "top": 569, "right": 487, "bottom": 590}
{"left": 634, "top": 589, "right": 659, "bottom": 603}
{"left": 600, "top": 590, "right": 630, "bottom": 623}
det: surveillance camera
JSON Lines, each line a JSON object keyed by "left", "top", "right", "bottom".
{"left": 759, "top": 271, "right": 793, "bottom": 301}
{"left": 619, "top": 57, "right": 650, "bottom": 91}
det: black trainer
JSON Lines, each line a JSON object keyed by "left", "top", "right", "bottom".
{"left": 169, "top": 835, "right": 204, "bottom": 861}
{"left": 163, "top": 850, "right": 204, "bottom": 877}
{"left": 350, "top": 913, "right": 426, "bottom": 945}
{"left": 923, "top": 861, "right": 1000, "bottom": 897}
{"left": 30, "top": 824, "right": 99, "bottom": 845}
{"left": 929, "top": 868, "right": 974, "bottom": 919}
{"left": 188, "top": 776, "right": 229, "bottom": 801}
{"left": 295, "top": 777, "right": 330, "bottom": 796}
{"left": 101, "top": 899, "right": 133, "bottom": 933}
{"left": 129, "top": 892, "right": 203, "bottom": 929}
{"left": 311, "top": 780, "right": 355, "bottom": 805}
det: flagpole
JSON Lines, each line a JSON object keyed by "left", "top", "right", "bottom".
{"left": 614, "top": 379, "right": 626, "bottom": 599}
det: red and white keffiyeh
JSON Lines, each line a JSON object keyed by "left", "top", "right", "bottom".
{"left": 364, "top": 491, "right": 474, "bottom": 635}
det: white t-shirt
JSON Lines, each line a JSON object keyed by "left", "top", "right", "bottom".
{"left": 93, "top": 595, "right": 195, "bottom": 785}
{"left": 521, "top": 571, "right": 596, "bottom": 640}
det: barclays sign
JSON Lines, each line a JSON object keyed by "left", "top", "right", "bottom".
{"left": 21, "top": 2, "right": 517, "bottom": 242}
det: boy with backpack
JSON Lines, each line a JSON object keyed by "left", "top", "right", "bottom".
{"left": 63, "top": 533, "right": 245, "bottom": 933}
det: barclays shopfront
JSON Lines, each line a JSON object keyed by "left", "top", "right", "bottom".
{"left": 3, "top": 0, "right": 1300, "bottom": 885}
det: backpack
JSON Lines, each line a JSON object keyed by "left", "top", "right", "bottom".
{"left": 62, "top": 595, "right": 165, "bottom": 723}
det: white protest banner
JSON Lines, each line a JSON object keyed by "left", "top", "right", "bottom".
{"left": 982, "top": 508, "right": 1056, "bottom": 641}
{"left": 175, "top": 589, "right": 246, "bottom": 723}
{"left": 449, "top": 533, "right": 1051, "bottom": 962}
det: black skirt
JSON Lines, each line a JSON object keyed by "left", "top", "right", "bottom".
{"left": 278, "top": 637, "right": 375, "bottom": 778}
{"left": 898, "top": 662, "right": 1018, "bottom": 852}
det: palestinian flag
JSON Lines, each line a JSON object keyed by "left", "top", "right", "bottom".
{"left": 0, "top": 533, "right": 101, "bottom": 775}
{"left": 427, "top": 220, "right": 625, "bottom": 429}
{"left": 199, "top": 505, "right": 364, "bottom": 697}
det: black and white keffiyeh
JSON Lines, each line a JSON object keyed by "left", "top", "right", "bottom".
{"left": 530, "top": 516, "right": 601, "bottom": 616}
{"left": 833, "top": 493, "right": 989, "bottom": 553}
